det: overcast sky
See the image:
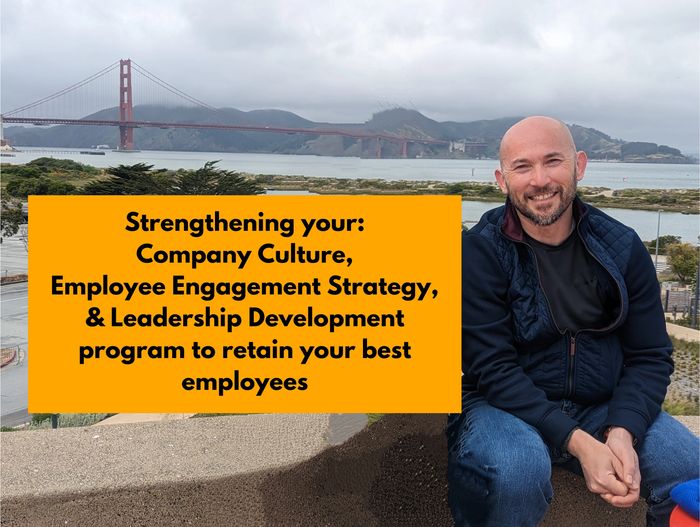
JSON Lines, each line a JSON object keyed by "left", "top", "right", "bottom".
{"left": 2, "top": 0, "right": 699, "bottom": 153}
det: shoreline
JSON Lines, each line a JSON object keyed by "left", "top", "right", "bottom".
{"left": 257, "top": 175, "right": 699, "bottom": 214}
{"left": 1, "top": 159, "right": 697, "bottom": 214}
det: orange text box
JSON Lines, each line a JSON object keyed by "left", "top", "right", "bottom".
{"left": 29, "top": 195, "right": 461, "bottom": 413}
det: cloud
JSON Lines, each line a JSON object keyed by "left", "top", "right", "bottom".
{"left": 1, "top": 0, "right": 698, "bottom": 152}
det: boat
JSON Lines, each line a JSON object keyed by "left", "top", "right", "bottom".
{"left": 80, "top": 150, "right": 106, "bottom": 155}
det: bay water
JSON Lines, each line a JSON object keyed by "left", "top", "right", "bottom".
{"left": 6, "top": 148, "right": 699, "bottom": 243}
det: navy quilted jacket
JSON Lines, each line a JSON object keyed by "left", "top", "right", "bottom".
{"left": 462, "top": 197, "right": 674, "bottom": 448}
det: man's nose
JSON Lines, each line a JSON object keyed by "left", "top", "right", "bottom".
{"left": 530, "top": 164, "right": 550, "bottom": 187}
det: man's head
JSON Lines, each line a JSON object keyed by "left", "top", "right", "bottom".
{"left": 495, "top": 116, "right": 587, "bottom": 231}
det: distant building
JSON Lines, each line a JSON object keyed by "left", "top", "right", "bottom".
{"left": 0, "top": 139, "right": 16, "bottom": 151}
{"left": 449, "top": 140, "right": 488, "bottom": 157}
{"left": 449, "top": 141, "right": 466, "bottom": 153}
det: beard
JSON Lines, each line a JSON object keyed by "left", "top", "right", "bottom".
{"left": 507, "top": 170, "right": 578, "bottom": 227}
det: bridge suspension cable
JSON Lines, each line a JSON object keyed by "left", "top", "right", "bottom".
{"left": 3, "top": 61, "right": 121, "bottom": 116}
{"left": 131, "top": 62, "right": 217, "bottom": 111}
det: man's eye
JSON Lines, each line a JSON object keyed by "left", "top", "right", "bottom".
{"left": 546, "top": 159, "right": 562, "bottom": 166}
{"left": 513, "top": 165, "right": 529, "bottom": 171}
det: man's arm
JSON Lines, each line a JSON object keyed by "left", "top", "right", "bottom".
{"left": 601, "top": 234, "right": 674, "bottom": 445}
{"left": 462, "top": 232, "right": 578, "bottom": 448}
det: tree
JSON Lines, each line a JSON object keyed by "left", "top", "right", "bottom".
{"left": 81, "top": 162, "right": 263, "bottom": 196}
{"left": 645, "top": 235, "right": 681, "bottom": 254}
{"left": 26, "top": 157, "right": 98, "bottom": 173}
{"left": 667, "top": 243, "right": 699, "bottom": 284}
{"left": 171, "top": 161, "right": 263, "bottom": 195}
{"left": 0, "top": 196, "right": 25, "bottom": 240}
{"left": 445, "top": 183, "right": 465, "bottom": 195}
{"left": 81, "top": 164, "right": 170, "bottom": 195}
{"left": 6, "top": 177, "right": 75, "bottom": 198}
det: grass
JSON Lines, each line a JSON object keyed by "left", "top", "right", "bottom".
{"left": 367, "top": 413, "right": 385, "bottom": 425}
{"left": 665, "top": 336, "right": 699, "bottom": 416}
{"left": 579, "top": 186, "right": 699, "bottom": 214}
{"left": 191, "top": 413, "right": 387, "bottom": 428}
{"left": 257, "top": 174, "right": 699, "bottom": 213}
{"left": 192, "top": 413, "right": 247, "bottom": 418}
{"left": 663, "top": 400, "right": 699, "bottom": 415}
{"left": 30, "top": 413, "right": 114, "bottom": 429}
{"left": 1, "top": 413, "right": 114, "bottom": 431}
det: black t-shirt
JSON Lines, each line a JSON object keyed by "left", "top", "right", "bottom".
{"left": 525, "top": 230, "right": 615, "bottom": 333}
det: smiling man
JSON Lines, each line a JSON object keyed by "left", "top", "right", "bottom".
{"left": 495, "top": 117, "right": 583, "bottom": 240}
{"left": 448, "top": 116, "right": 698, "bottom": 526}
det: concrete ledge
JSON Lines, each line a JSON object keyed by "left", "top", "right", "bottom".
{"left": 1, "top": 414, "right": 698, "bottom": 526}
{"left": 1, "top": 413, "right": 332, "bottom": 498}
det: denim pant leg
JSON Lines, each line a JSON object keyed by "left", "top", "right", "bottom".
{"left": 637, "top": 412, "right": 700, "bottom": 527}
{"left": 447, "top": 397, "right": 553, "bottom": 527}
{"left": 560, "top": 403, "right": 699, "bottom": 527}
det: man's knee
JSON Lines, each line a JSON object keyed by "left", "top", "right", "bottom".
{"left": 448, "top": 414, "right": 553, "bottom": 505}
{"left": 639, "top": 413, "right": 700, "bottom": 507}
{"left": 448, "top": 436, "right": 552, "bottom": 526}
{"left": 641, "top": 413, "right": 700, "bottom": 478}
{"left": 480, "top": 437, "right": 551, "bottom": 499}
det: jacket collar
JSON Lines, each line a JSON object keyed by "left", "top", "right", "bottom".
{"left": 500, "top": 196, "right": 589, "bottom": 242}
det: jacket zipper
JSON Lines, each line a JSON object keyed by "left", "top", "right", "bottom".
{"left": 573, "top": 223, "right": 626, "bottom": 336}
{"left": 564, "top": 225, "right": 625, "bottom": 398}
{"left": 567, "top": 335, "right": 576, "bottom": 399}
{"left": 516, "top": 241, "right": 577, "bottom": 397}
{"left": 500, "top": 211, "right": 625, "bottom": 400}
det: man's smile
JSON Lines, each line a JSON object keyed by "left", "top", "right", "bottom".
{"left": 528, "top": 191, "right": 557, "bottom": 202}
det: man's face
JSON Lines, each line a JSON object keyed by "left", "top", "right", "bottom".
{"left": 502, "top": 162, "right": 578, "bottom": 226}
{"left": 495, "top": 119, "right": 586, "bottom": 228}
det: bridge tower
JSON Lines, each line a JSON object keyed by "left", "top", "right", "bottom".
{"left": 119, "top": 59, "right": 134, "bottom": 150}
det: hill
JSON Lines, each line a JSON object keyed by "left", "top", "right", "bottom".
{"left": 4, "top": 107, "right": 694, "bottom": 163}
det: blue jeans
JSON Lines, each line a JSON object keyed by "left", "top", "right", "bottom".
{"left": 447, "top": 396, "right": 699, "bottom": 527}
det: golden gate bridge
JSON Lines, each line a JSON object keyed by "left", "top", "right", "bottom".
{"left": 1, "top": 59, "right": 486, "bottom": 158}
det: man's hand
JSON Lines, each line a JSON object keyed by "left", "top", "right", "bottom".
{"left": 567, "top": 429, "right": 631, "bottom": 506}
{"left": 601, "top": 427, "right": 640, "bottom": 508}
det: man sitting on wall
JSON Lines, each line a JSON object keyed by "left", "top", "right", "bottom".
{"left": 449, "top": 116, "right": 699, "bottom": 526}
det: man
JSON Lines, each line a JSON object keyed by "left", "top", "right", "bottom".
{"left": 448, "top": 116, "right": 698, "bottom": 526}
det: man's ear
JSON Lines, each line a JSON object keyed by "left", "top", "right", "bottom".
{"left": 575, "top": 151, "right": 588, "bottom": 182}
{"left": 495, "top": 169, "right": 508, "bottom": 195}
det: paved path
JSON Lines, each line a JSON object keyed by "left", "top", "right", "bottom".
{"left": 0, "top": 231, "right": 28, "bottom": 276}
{"left": 667, "top": 322, "right": 700, "bottom": 342}
{"left": 0, "top": 282, "right": 28, "bottom": 426}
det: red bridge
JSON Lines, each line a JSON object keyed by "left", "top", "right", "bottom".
{"left": 1, "top": 59, "right": 486, "bottom": 158}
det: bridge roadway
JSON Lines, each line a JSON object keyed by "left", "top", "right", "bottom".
{"left": 1, "top": 116, "right": 472, "bottom": 148}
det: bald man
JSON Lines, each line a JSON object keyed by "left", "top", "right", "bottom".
{"left": 448, "top": 117, "right": 698, "bottom": 526}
